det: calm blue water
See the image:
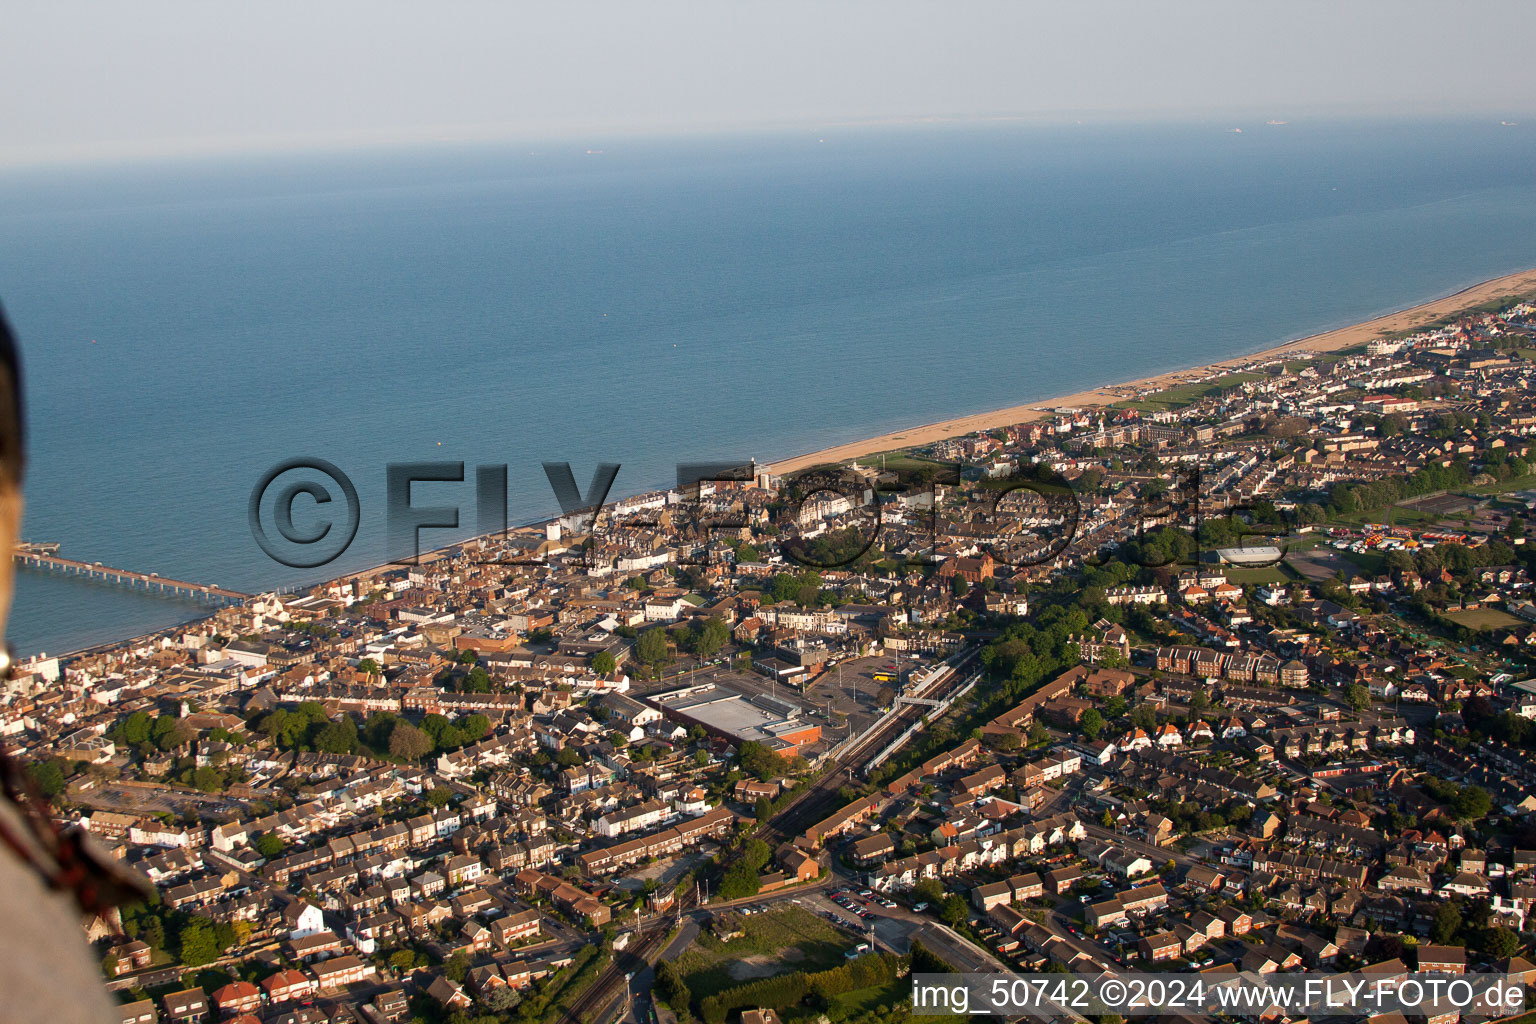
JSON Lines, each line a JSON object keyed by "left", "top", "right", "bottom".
{"left": 2, "top": 119, "right": 1535, "bottom": 656}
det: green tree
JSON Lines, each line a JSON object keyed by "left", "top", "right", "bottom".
{"left": 388, "top": 949, "right": 416, "bottom": 971}
{"left": 1097, "top": 649, "right": 1129, "bottom": 670}
{"left": 1452, "top": 786, "right": 1493, "bottom": 821}
{"left": 25, "top": 760, "right": 65, "bottom": 799}
{"left": 696, "top": 617, "right": 730, "bottom": 658}
{"left": 363, "top": 711, "right": 398, "bottom": 750}
{"left": 139, "top": 916, "right": 166, "bottom": 952}
{"left": 718, "top": 859, "right": 760, "bottom": 900}
{"left": 939, "top": 894, "right": 968, "bottom": 928}
{"left": 153, "top": 715, "right": 193, "bottom": 752}
{"left": 388, "top": 721, "right": 433, "bottom": 760}
{"left": 313, "top": 716, "right": 358, "bottom": 754}
{"left": 178, "top": 919, "right": 219, "bottom": 967}
{"left": 737, "top": 741, "right": 788, "bottom": 781}
{"left": 1431, "top": 903, "right": 1463, "bottom": 945}
{"left": 357, "top": 658, "right": 381, "bottom": 677}
{"left": 119, "top": 711, "right": 153, "bottom": 746}
{"left": 913, "top": 878, "right": 944, "bottom": 907}
{"left": 253, "top": 832, "right": 285, "bottom": 859}
{"left": 1347, "top": 683, "right": 1370, "bottom": 713}
{"left": 191, "top": 766, "right": 224, "bottom": 793}
{"left": 741, "top": 839, "right": 772, "bottom": 872}
{"left": 444, "top": 949, "right": 470, "bottom": 983}
{"left": 484, "top": 987, "right": 520, "bottom": 1011}
{"left": 655, "top": 959, "right": 691, "bottom": 1012}
{"left": 637, "top": 627, "right": 670, "bottom": 667}
{"left": 426, "top": 786, "right": 454, "bottom": 809}
{"left": 909, "top": 939, "right": 954, "bottom": 974}
{"left": 1480, "top": 926, "right": 1521, "bottom": 959}
{"left": 591, "top": 651, "right": 617, "bottom": 676}
{"left": 1081, "top": 709, "right": 1105, "bottom": 740}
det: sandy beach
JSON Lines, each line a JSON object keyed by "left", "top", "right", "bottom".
{"left": 766, "top": 267, "right": 1536, "bottom": 476}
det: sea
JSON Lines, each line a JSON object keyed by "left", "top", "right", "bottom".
{"left": 2, "top": 118, "right": 1535, "bottom": 657}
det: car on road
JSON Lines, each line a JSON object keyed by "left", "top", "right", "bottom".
{"left": 858, "top": 889, "right": 873, "bottom": 897}
{"left": 912, "top": 902, "right": 929, "bottom": 912}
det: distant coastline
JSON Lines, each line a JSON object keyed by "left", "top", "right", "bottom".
{"left": 765, "top": 266, "right": 1536, "bottom": 476}
{"left": 29, "top": 265, "right": 1536, "bottom": 667}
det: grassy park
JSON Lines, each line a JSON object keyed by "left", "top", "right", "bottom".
{"left": 1443, "top": 607, "right": 1524, "bottom": 631}
{"left": 671, "top": 905, "right": 854, "bottom": 995}
{"left": 1112, "top": 372, "right": 1266, "bottom": 413}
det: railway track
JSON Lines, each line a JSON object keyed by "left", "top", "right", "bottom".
{"left": 565, "top": 651, "right": 980, "bottom": 1021}
{"left": 756, "top": 650, "right": 980, "bottom": 847}
{"left": 559, "top": 891, "right": 697, "bottom": 1024}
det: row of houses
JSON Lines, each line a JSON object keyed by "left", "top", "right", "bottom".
{"left": 867, "top": 813, "right": 1085, "bottom": 892}
{"left": 577, "top": 805, "right": 740, "bottom": 876}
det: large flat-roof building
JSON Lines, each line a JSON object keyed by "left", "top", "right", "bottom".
{"left": 647, "top": 682, "right": 821, "bottom": 757}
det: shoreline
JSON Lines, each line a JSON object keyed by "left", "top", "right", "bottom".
{"left": 764, "top": 266, "right": 1536, "bottom": 476}
{"left": 28, "top": 266, "right": 1536, "bottom": 666}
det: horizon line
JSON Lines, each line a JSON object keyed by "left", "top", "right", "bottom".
{"left": 2, "top": 107, "right": 1533, "bottom": 173}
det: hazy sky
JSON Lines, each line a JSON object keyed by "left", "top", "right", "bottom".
{"left": 5, "top": 0, "right": 1536, "bottom": 164}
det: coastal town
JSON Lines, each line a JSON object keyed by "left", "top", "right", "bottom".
{"left": 12, "top": 293, "right": 1536, "bottom": 1024}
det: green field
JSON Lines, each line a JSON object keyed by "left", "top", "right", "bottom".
{"left": 1338, "top": 548, "right": 1388, "bottom": 576}
{"left": 1221, "top": 564, "right": 1295, "bottom": 585}
{"left": 866, "top": 453, "right": 946, "bottom": 473}
{"left": 804, "top": 980, "right": 952, "bottom": 1024}
{"left": 1326, "top": 504, "right": 1444, "bottom": 529}
{"left": 1112, "top": 372, "right": 1266, "bottom": 413}
{"left": 672, "top": 906, "right": 854, "bottom": 996}
{"left": 1471, "top": 473, "right": 1536, "bottom": 497}
{"left": 1443, "top": 606, "right": 1524, "bottom": 631}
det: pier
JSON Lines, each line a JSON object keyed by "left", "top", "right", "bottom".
{"left": 14, "top": 543, "right": 250, "bottom": 606}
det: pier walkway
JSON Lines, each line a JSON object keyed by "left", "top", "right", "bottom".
{"left": 14, "top": 543, "right": 250, "bottom": 605}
